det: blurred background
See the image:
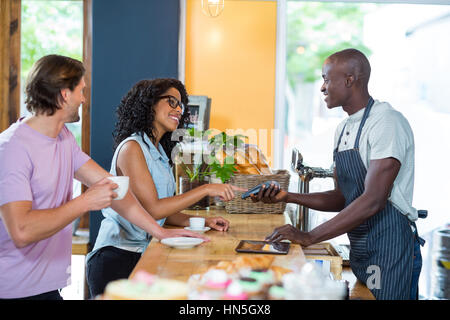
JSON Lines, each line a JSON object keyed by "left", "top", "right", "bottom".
{"left": 6, "top": 0, "right": 449, "bottom": 299}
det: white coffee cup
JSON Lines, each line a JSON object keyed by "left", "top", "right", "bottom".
{"left": 107, "top": 176, "right": 130, "bottom": 200}
{"left": 189, "top": 217, "right": 205, "bottom": 230}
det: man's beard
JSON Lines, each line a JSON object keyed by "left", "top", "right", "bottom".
{"left": 67, "top": 106, "right": 81, "bottom": 123}
{"left": 69, "top": 114, "right": 81, "bottom": 123}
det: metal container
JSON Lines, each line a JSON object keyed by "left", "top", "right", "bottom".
{"left": 291, "top": 148, "right": 333, "bottom": 231}
{"left": 430, "top": 227, "right": 450, "bottom": 299}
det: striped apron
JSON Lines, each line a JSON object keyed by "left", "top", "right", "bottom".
{"left": 334, "top": 97, "right": 416, "bottom": 300}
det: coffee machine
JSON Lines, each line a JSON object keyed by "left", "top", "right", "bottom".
{"left": 290, "top": 148, "right": 334, "bottom": 231}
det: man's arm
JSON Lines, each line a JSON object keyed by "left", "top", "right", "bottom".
{"left": 0, "top": 159, "right": 118, "bottom": 248}
{"left": 75, "top": 159, "right": 207, "bottom": 241}
{"left": 0, "top": 175, "right": 117, "bottom": 248}
{"left": 308, "top": 157, "right": 400, "bottom": 243}
{"left": 115, "top": 141, "right": 241, "bottom": 221}
{"left": 251, "top": 168, "right": 346, "bottom": 212}
{"left": 266, "top": 158, "right": 401, "bottom": 245}
{"left": 1, "top": 159, "right": 206, "bottom": 248}
{"left": 1, "top": 199, "right": 85, "bottom": 248}
{"left": 74, "top": 159, "right": 111, "bottom": 187}
{"left": 74, "top": 159, "right": 171, "bottom": 240}
{"left": 286, "top": 169, "right": 346, "bottom": 212}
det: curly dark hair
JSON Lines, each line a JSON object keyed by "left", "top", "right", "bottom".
{"left": 113, "top": 78, "right": 191, "bottom": 165}
{"left": 25, "top": 54, "right": 85, "bottom": 116}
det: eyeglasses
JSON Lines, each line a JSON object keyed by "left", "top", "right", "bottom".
{"left": 158, "top": 95, "right": 185, "bottom": 115}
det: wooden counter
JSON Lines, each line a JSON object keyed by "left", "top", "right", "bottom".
{"left": 72, "top": 228, "right": 90, "bottom": 255}
{"left": 130, "top": 208, "right": 374, "bottom": 300}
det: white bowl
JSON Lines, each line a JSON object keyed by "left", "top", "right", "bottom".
{"left": 184, "top": 226, "right": 211, "bottom": 234}
{"left": 161, "top": 237, "right": 204, "bottom": 249}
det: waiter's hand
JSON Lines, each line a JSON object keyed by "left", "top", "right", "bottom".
{"left": 265, "top": 224, "right": 313, "bottom": 247}
{"left": 250, "top": 183, "right": 288, "bottom": 203}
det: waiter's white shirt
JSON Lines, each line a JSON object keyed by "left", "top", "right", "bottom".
{"left": 333, "top": 99, "right": 418, "bottom": 222}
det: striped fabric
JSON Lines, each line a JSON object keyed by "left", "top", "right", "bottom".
{"left": 333, "top": 97, "right": 415, "bottom": 300}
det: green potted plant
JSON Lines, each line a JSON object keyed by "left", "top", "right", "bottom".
{"left": 177, "top": 129, "right": 246, "bottom": 209}
{"left": 207, "top": 131, "right": 247, "bottom": 182}
{"left": 207, "top": 131, "right": 247, "bottom": 208}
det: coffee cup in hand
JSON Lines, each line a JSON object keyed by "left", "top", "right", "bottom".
{"left": 189, "top": 217, "right": 205, "bottom": 230}
{"left": 107, "top": 176, "right": 129, "bottom": 200}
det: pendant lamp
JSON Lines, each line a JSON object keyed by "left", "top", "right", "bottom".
{"left": 201, "top": 0, "right": 225, "bottom": 18}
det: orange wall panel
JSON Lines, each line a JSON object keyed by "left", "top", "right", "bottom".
{"left": 185, "top": 0, "right": 277, "bottom": 163}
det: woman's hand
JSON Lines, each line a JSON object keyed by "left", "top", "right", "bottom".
{"left": 206, "top": 184, "right": 247, "bottom": 201}
{"left": 205, "top": 216, "right": 230, "bottom": 232}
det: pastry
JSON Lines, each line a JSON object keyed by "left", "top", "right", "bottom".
{"left": 233, "top": 255, "right": 275, "bottom": 270}
{"left": 238, "top": 276, "right": 264, "bottom": 299}
{"left": 207, "top": 255, "right": 275, "bottom": 274}
{"left": 234, "top": 144, "right": 273, "bottom": 175}
{"left": 219, "top": 144, "right": 273, "bottom": 176}
{"left": 248, "top": 268, "right": 275, "bottom": 285}
{"left": 267, "top": 283, "right": 286, "bottom": 300}
{"left": 269, "top": 265, "right": 293, "bottom": 281}
{"left": 197, "top": 269, "right": 232, "bottom": 299}
{"left": 103, "top": 273, "right": 188, "bottom": 300}
{"left": 223, "top": 281, "right": 248, "bottom": 300}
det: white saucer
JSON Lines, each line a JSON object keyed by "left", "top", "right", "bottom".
{"left": 161, "top": 237, "right": 204, "bottom": 249}
{"left": 184, "top": 226, "right": 211, "bottom": 233}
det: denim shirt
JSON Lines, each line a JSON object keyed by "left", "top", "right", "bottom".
{"left": 87, "top": 132, "right": 175, "bottom": 261}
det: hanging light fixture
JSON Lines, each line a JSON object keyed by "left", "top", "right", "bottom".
{"left": 201, "top": 0, "right": 225, "bottom": 18}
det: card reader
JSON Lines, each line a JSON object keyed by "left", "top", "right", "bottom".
{"left": 241, "top": 180, "right": 280, "bottom": 199}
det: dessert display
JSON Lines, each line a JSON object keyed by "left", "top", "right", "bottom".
{"left": 187, "top": 255, "right": 294, "bottom": 300}
{"left": 186, "top": 256, "right": 348, "bottom": 300}
{"left": 101, "top": 260, "right": 346, "bottom": 300}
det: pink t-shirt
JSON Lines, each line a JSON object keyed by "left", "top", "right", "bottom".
{"left": 0, "top": 119, "right": 90, "bottom": 298}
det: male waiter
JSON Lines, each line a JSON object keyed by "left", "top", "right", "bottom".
{"left": 252, "top": 48, "right": 424, "bottom": 300}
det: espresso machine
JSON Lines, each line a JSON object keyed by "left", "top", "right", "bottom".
{"left": 290, "top": 148, "right": 334, "bottom": 231}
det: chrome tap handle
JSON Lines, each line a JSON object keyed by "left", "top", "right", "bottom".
{"left": 309, "top": 167, "right": 334, "bottom": 178}
{"left": 291, "top": 148, "right": 333, "bottom": 179}
{"left": 291, "top": 148, "right": 305, "bottom": 173}
{"left": 290, "top": 148, "right": 334, "bottom": 231}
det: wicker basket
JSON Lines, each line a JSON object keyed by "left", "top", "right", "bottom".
{"left": 226, "top": 170, "right": 290, "bottom": 214}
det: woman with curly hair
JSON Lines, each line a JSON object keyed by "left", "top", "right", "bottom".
{"left": 86, "top": 78, "right": 243, "bottom": 297}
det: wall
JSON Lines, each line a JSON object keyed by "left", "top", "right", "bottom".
{"left": 89, "top": 0, "right": 180, "bottom": 244}
{"left": 0, "top": 0, "right": 20, "bottom": 133}
{"left": 185, "top": 0, "right": 277, "bottom": 165}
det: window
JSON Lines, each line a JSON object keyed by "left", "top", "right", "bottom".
{"left": 20, "top": 0, "right": 86, "bottom": 300}
{"left": 282, "top": 1, "right": 450, "bottom": 299}
{"left": 21, "top": 0, "right": 84, "bottom": 197}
